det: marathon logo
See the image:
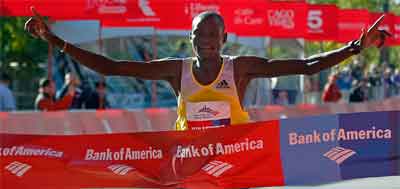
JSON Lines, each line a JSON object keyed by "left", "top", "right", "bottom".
{"left": 185, "top": 2, "right": 220, "bottom": 18}
{"left": 198, "top": 105, "right": 220, "bottom": 116}
{"left": 138, "top": 0, "right": 155, "bottom": 16}
{"left": 233, "top": 8, "right": 264, "bottom": 26}
{"left": 86, "top": 0, "right": 128, "bottom": 14}
{"left": 267, "top": 9, "right": 295, "bottom": 29}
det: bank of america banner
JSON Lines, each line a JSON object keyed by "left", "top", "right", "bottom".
{"left": 0, "top": 111, "right": 399, "bottom": 188}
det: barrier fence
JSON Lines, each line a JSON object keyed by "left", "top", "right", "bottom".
{"left": 1, "top": 97, "right": 400, "bottom": 135}
{"left": 1, "top": 98, "right": 400, "bottom": 188}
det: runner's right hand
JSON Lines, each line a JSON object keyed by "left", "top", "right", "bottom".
{"left": 24, "top": 6, "right": 51, "bottom": 41}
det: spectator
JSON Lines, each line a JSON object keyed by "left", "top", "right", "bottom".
{"left": 57, "top": 72, "right": 91, "bottom": 109}
{"left": 350, "top": 59, "right": 365, "bottom": 82}
{"left": 275, "top": 90, "right": 289, "bottom": 106}
{"left": 34, "top": 78, "right": 74, "bottom": 111}
{"left": 368, "top": 64, "right": 384, "bottom": 101}
{"left": 322, "top": 73, "right": 342, "bottom": 103}
{"left": 349, "top": 79, "right": 369, "bottom": 103}
{"left": 336, "top": 67, "right": 353, "bottom": 102}
{"left": 0, "top": 72, "right": 16, "bottom": 111}
{"left": 174, "top": 41, "right": 190, "bottom": 58}
{"left": 383, "top": 67, "right": 395, "bottom": 98}
{"left": 85, "top": 81, "right": 109, "bottom": 109}
{"left": 393, "top": 68, "right": 400, "bottom": 95}
{"left": 272, "top": 77, "right": 299, "bottom": 105}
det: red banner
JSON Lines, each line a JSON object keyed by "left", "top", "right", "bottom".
{"left": 221, "top": 1, "right": 268, "bottom": 36}
{"left": 101, "top": 0, "right": 222, "bottom": 30}
{"left": 156, "top": 0, "right": 222, "bottom": 30}
{"left": 369, "top": 12, "right": 395, "bottom": 46}
{"left": 306, "top": 4, "right": 338, "bottom": 41}
{"left": 394, "top": 15, "right": 400, "bottom": 45}
{"left": 1, "top": 0, "right": 89, "bottom": 19}
{"left": 337, "top": 9, "right": 370, "bottom": 43}
{"left": 265, "top": 2, "right": 307, "bottom": 38}
{"left": 0, "top": 121, "right": 284, "bottom": 189}
{"left": 1, "top": 0, "right": 397, "bottom": 45}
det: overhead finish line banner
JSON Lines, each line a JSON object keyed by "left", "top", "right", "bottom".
{"left": 4, "top": 0, "right": 400, "bottom": 45}
{"left": 1, "top": 111, "right": 400, "bottom": 188}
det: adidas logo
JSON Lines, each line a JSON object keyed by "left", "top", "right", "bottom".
{"left": 323, "top": 147, "right": 356, "bottom": 165}
{"left": 5, "top": 161, "right": 32, "bottom": 177}
{"left": 216, "top": 79, "right": 230, "bottom": 89}
{"left": 107, "top": 164, "right": 135, "bottom": 175}
{"left": 202, "top": 160, "right": 233, "bottom": 177}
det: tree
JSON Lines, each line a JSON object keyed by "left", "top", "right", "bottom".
{"left": 0, "top": 16, "right": 48, "bottom": 109}
{"left": 0, "top": 16, "right": 47, "bottom": 79}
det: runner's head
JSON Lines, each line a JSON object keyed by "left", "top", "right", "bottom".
{"left": 39, "top": 78, "right": 55, "bottom": 96}
{"left": 190, "top": 11, "right": 227, "bottom": 60}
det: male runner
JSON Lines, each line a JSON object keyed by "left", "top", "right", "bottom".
{"left": 25, "top": 8, "right": 389, "bottom": 130}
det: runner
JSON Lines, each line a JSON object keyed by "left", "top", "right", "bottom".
{"left": 25, "top": 8, "right": 390, "bottom": 130}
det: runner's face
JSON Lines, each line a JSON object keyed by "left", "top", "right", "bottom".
{"left": 191, "top": 17, "right": 226, "bottom": 59}
{"left": 44, "top": 82, "right": 55, "bottom": 96}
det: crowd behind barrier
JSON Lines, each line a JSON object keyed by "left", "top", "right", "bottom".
{"left": 1, "top": 96, "right": 400, "bottom": 135}
{"left": 3, "top": 33, "right": 400, "bottom": 111}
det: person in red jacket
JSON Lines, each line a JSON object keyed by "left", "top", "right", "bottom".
{"left": 322, "top": 73, "right": 342, "bottom": 103}
{"left": 34, "top": 78, "right": 74, "bottom": 111}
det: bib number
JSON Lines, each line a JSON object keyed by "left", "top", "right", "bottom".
{"left": 186, "top": 101, "right": 231, "bottom": 130}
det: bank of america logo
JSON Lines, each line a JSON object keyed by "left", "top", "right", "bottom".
{"left": 107, "top": 164, "right": 135, "bottom": 176}
{"left": 5, "top": 161, "right": 32, "bottom": 177}
{"left": 323, "top": 147, "right": 356, "bottom": 165}
{"left": 216, "top": 80, "right": 230, "bottom": 89}
{"left": 202, "top": 161, "right": 233, "bottom": 177}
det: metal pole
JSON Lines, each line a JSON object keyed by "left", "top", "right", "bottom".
{"left": 98, "top": 21, "right": 105, "bottom": 82}
{"left": 380, "top": 0, "right": 389, "bottom": 64}
{"left": 151, "top": 30, "right": 158, "bottom": 107}
{"left": 47, "top": 44, "right": 53, "bottom": 79}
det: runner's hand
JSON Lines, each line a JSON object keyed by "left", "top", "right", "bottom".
{"left": 24, "top": 6, "right": 51, "bottom": 40}
{"left": 359, "top": 15, "right": 392, "bottom": 49}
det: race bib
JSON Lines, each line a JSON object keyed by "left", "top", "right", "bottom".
{"left": 186, "top": 101, "right": 231, "bottom": 130}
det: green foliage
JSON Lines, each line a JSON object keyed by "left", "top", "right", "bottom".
{"left": 0, "top": 17, "right": 47, "bottom": 79}
{"left": 308, "top": 0, "right": 386, "bottom": 11}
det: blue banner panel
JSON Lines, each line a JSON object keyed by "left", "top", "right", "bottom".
{"left": 338, "top": 111, "right": 399, "bottom": 180}
{"left": 280, "top": 115, "right": 341, "bottom": 185}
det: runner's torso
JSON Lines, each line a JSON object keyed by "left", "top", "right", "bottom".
{"left": 176, "top": 56, "right": 249, "bottom": 131}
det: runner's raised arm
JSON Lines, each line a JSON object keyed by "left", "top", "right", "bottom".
{"left": 234, "top": 15, "right": 391, "bottom": 79}
{"left": 25, "top": 7, "right": 181, "bottom": 82}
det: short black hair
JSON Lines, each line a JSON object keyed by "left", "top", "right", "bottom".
{"left": 0, "top": 72, "right": 11, "bottom": 82}
{"left": 39, "top": 78, "right": 51, "bottom": 88}
{"left": 95, "top": 81, "right": 106, "bottom": 88}
{"left": 192, "top": 11, "right": 225, "bottom": 31}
